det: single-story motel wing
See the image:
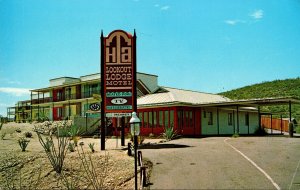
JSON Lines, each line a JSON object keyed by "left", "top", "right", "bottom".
{"left": 7, "top": 72, "right": 300, "bottom": 136}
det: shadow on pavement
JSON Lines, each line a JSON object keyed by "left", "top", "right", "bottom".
{"left": 138, "top": 143, "right": 192, "bottom": 149}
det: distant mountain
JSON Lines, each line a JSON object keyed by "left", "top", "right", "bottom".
{"left": 219, "top": 77, "right": 300, "bottom": 121}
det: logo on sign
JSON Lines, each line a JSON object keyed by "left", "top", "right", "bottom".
{"left": 111, "top": 98, "right": 127, "bottom": 105}
{"left": 89, "top": 103, "right": 100, "bottom": 111}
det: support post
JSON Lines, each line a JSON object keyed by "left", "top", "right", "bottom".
{"left": 270, "top": 114, "right": 273, "bottom": 134}
{"left": 121, "top": 116, "right": 125, "bottom": 146}
{"left": 100, "top": 31, "right": 105, "bottom": 150}
{"left": 236, "top": 106, "right": 239, "bottom": 134}
{"left": 258, "top": 106, "right": 261, "bottom": 129}
{"left": 280, "top": 114, "right": 283, "bottom": 134}
{"left": 134, "top": 135, "right": 138, "bottom": 190}
{"left": 133, "top": 30, "right": 137, "bottom": 113}
{"left": 289, "top": 101, "right": 293, "bottom": 137}
{"left": 30, "top": 91, "right": 33, "bottom": 121}
{"left": 217, "top": 108, "right": 220, "bottom": 135}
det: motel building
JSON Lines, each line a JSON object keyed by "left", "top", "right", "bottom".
{"left": 7, "top": 72, "right": 299, "bottom": 136}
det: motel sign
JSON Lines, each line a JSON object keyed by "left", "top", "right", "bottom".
{"left": 102, "top": 30, "right": 136, "bottom": 114}
{"left": 100, "top": 30, "right": 137, "bottom": 150}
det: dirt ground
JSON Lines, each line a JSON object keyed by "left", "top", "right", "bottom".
{"left": 0, "top": 122, "right": 156, "bottom": 189}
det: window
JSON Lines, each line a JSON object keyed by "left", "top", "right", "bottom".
{"left": 153, "top": 111, "right": 157, "bottom": 128}
{"left": 208, "top": 112, "right": 213, "bottom": 125}
{"left": 144, "top": 112, "right": 148, "bottom": 128}
{"left": 159, "top": 111, "right": 163, "bottom": 128}
{"left": 203, "top": 110, "right": 206, "bottom": 118}
{"left": 65, "top": 87, "right": 71, "bottom": 100}
{"left": 228, "top": 113, "right": 233, "bottom": 126}
{"left": 149, "top": 112, "right": 153, "bottom": 128}
{"left": 165, "top": 111, "right": 169, "bottom": 128}
{"left": 245, "top": 113, "right": 249, "bottom": 126}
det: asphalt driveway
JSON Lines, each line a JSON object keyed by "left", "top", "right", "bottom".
{"left": 141, "top": 137, "right": 300, "bottom": 189}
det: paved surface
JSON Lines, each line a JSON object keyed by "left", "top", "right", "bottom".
{"left": 141, "top": 137, "right": 300, "bottom": 189}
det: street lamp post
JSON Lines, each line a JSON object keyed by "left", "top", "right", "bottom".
{"left": 129, "top": 112, "right": 141, "bottom": 190}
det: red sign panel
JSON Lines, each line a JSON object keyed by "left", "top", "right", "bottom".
{"left": 102, "top": 30, "right": 135, "bottom": 113}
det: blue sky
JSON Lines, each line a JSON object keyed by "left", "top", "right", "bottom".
{"left": 1, "top": 0, "right": 300, "bottom": 117}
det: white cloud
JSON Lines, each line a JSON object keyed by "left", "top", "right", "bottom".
{"left": 250, "top": 9, "right": 264, "bottom": 19}
{"left": 160, "top": 5, "right": 170, "bottom": 11}
{"left": 224, "top": 20, "right": 245, "bottom": 25}
{"left": 0, "top": 87, "right": 31, "bottom": 96}
{"left": 154, "top": 4, "right": 170, "bottom": 11}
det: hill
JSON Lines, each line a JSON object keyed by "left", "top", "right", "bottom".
{"left": 219, "top": 77, "right": 300, "bottom": 121}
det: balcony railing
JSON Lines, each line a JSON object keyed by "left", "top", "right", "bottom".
{"left": 31, "top": 91, "right": 100, "bottom": 105}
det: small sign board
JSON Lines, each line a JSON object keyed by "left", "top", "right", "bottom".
{"left": 89, "top": 103, "right": 101, "bottom": 111}
{"left": 106, "top": 113, "right": 132, "bottom": 118}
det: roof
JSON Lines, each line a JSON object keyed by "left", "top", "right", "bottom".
{"left": 137, "top": 87, "right": 231, "bottom": 107}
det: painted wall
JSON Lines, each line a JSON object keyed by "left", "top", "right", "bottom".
{"left": 201, "top": 108, "right": 259, "bottom": 135}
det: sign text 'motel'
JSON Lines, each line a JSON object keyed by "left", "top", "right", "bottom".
{"left": 102, "top": 30, "right": 136, "bottom": 113}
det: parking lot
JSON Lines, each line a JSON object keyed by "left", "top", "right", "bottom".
{"left": 142, "top": 136, "right": 300, "bottom": 189}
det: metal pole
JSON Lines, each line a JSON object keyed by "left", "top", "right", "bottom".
{"left": 217, "top": 108, "right": 219, "bottom": 135}
{"left": 100, "top": 31, "right": 105, "bottom": 150}
{"left": 258, "top": 106, "right": 261, "bottom": 129}
{"left": 134, "top": 135, "right": 138, "bottom": 190}
{"left": 236, "top": 106, "right": 239, "bottom": 134}
{"left": 121, "top": 116, "right": 125, "bottom": 146}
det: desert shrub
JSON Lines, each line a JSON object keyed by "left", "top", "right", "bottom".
{"left": 0, "top": 122, "right": 3, "bottom": 130}
{"left": 18, "top": 137, "right": 30, "bottom": 152}
{"left": 88, "top": 143, "right": 95, "bottom": 153}
{"left": 1, "top": 132, "right": 6, "bottom": 140}
{"left": 16, "top": 128, "right": 22, "bottom": 133}
{"left": 35, "top": 121, "right": 70, "bottom": 174}
{"left": 25, "top": 131, "right": 33, "bottom": 138}
{"left": 162, "top": 126, "right": 177, "bottom": 141}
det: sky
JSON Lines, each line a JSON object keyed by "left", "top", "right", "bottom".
{"left": 1, "top": 0, "right": 300, "bottom": 117}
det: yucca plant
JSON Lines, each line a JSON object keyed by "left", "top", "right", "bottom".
{"left": 88, "top": 143, "right": 95, "bottom": 153}
{"left": 18, "top": 137, "right": 30, "bottom": 152}
{"left": 162, "top": 126, "right": 177, "bottom": 141}
{"left": 68, "top": 142, "right": 75, "bottom": 152}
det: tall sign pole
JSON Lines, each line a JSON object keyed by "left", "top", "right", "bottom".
{"left": 100, "top": 31, "right": 105, "bottom": 150}
{"left": 101, "top": 30, "right": 136, "bottom": 150}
